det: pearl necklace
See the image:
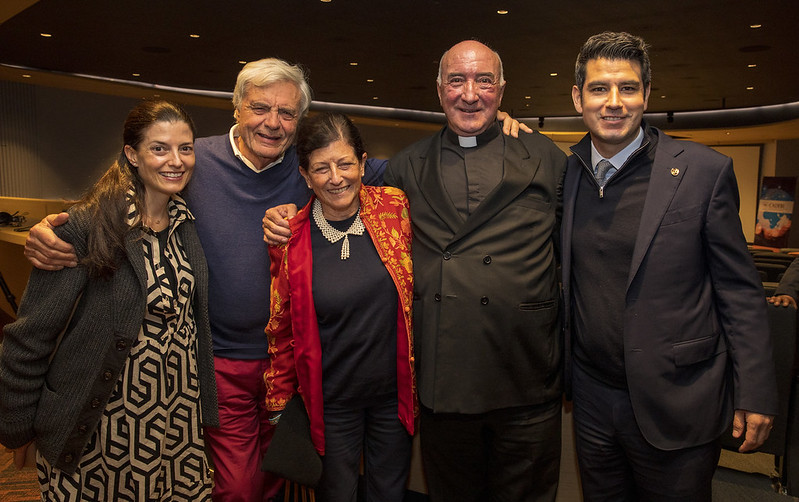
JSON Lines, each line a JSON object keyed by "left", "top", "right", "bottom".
{"left": 312, "top": 199, "right": 364, "bottom": 260}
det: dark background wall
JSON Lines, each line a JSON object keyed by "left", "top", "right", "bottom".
{"left": 3, "top": 80, "right": 798, "bottom": 246}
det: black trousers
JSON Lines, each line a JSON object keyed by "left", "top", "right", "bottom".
{"left": 419, "top": 401, "right": 561, "bottom": 502}
{"left": 572, "top": 363, "right": 721, "bottom": 502}
{"left": 317, "top": 396, "right": 412, "bottom": 502}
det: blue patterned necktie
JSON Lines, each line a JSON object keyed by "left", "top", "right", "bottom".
{"left": 595, "top": 159, "right": 615, "bottom": 186}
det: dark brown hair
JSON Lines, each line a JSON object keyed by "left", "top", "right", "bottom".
{"left": 77, "top": 99, "right": 196, "bottom": 278}
{"left": 296, "top": 112, "right": 365, "bottom": 170}
{"left": 575, "top": 31, "right": 651, "bottom": 93}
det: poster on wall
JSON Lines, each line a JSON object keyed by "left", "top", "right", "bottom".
{"left": 754, "top": 176, "right": 796, "bottom": 249}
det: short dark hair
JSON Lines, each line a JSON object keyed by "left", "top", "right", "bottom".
{"left": 296, "top": 112, "right": 366, "bottom": 170}
{"left": 575, "top": 31, "right": 651, "bottom": 92}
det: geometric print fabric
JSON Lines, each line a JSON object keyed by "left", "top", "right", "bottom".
{"left": 37, "top": 197, "right": 212, "bottom": 501}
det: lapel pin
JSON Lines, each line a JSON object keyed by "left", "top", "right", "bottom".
{"left": 670, "top": 168, "right": 680, "bottom": 177}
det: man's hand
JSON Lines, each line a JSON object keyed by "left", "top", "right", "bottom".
{"left": 24, "top": 213, "right": 77, "bottom": 270}
{"left": 497, "top": 110, "right": 533, "bottom": 138}
{"left": 767, "top": 294, "right": 797, "bottom": 308}
{"left": 732, "top": 409, "right": 774, "bottom": 452}
{"left": 262, "top": 204, "right": 298, "bottom": 245}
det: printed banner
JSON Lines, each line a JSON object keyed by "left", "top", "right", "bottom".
{"left": 754, "top": 176, "right": 796, "bottom": 249}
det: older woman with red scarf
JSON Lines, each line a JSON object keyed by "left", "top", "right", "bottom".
{"left": 264, "top": 111, "right": 415, "bottom": 501}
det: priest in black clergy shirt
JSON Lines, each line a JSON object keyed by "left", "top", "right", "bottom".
{"left": 383, "top": 40, "right": 567, "bottom": 502}
{"left": 264, "top": 39, "right": 567, "bottom": 502}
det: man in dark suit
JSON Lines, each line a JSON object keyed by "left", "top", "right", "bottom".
{"left": 384, "top": 40, "right": 567, "bottom": 501}
{"left": 561, "top": 31, "right": 778, "bottom": 501}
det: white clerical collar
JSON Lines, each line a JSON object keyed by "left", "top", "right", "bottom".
{"left": 590, "top": 127, "right": 645, "bottom": 170}
{"left": 229, "top": 125, "right": 285, "bottom": 173}
{"left": 458, "top": 136, "right": 478, "bottom": 148}
{"left": 446, "top": 122, "right": 501, "bottom": 149}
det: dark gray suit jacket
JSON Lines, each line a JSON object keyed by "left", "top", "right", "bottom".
{"left": 561, "top": 126, "right": 778, "bottom": 450}
{"left": 385, "top": 125, "right": 567, "bottom": 414}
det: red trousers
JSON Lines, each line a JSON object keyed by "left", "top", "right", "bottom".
{"left": 205, "top": 356, "right": 284, "bottom": 502}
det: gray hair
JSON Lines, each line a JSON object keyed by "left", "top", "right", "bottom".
{"left": 232, "top": 58, "right": 313, "bottom": 117}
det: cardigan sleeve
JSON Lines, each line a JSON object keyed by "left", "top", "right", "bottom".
{"left": 264, "top": 243, "right": 299, "bottom": 412}
{"left": 0, "top": 217, "right": 89, "bottom": 449}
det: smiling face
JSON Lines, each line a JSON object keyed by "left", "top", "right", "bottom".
{"left": 437, "top": 40, "right": 505, "bottom": 137}
{"left": 235, "top": 80, "right": 301, "bottom": 169}
{"left": 124, "top": 120, "right": 195, "bottom": 202}
{"left": 301, "top": 138, "right": 365, "bottom": 221}
{"left": 572, "top": 57, "right": 650, "bottom": 158}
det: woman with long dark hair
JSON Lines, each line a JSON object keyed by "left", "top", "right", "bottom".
{"left": 0, "top": 99, "right": 217, "bottom": 500}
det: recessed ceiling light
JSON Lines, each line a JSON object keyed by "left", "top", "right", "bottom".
{"left": 349, "top": 62, "right": 358, "bottom": 66}
{"left": 321, "top": 0, "right": 332, "bottom": 2}
{"left": 372, "top": 96, "right": 378, "bottom": 100}
{"left": 40, "top": 33, "right": 52, "bottom": 38}
{"left": 497, "top": 9, "right": 509, "bottom": 15}
{"left": 750, "top": 24, "right": 762, "bottom": 29}
{"left": 747, "top": 64, "right": 757, "bottom": 68}
{"left": 366, "top": 79, "right": 374, "bottom": 83}
{"left": 132, "top": 73, "right": 141, "bottom": 77}
{"left": 239, "top": 60, "right": 247, "bottom": 64}
{"left": 746, "top": 86, "right": 754, "bottom": 90}
{"left": 660, "top": 95, "right": 666, "bottom": 98}
{"left": 189, "top": 34, "right": 200, "bottom": 38}
{"left": 524, "top": 96, "right": 531, "bottom": 99}
{"left": 22, "top": 74, "right": 31, "bottom": 78}
{"left": 549, "top": 72, "right": 558, "bottom": 77}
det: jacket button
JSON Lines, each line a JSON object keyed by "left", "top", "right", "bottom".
{"left": 443, "top": 251, "right": 452, "bottom": 260}
{"left": 90, "top": 398, "right": 101, "bottom": 409}
{"left": 102, "top": 370, "right": 113, "bottom": 381}
{"left": 78, "top": 424, "right": 88, "bottom": 433}
{"left": 483, "top": 255, "right": 492, "bottom": 264}
{"left": 116, "top": 340, "right": 127, "bottom": 351}
{"left": 63, "top": 453, "right": 74, "bottom": 464}
{"left": 480, "top": 296, "right": 489, "bottom": 305}
{"left": 434, "top": 293, "right": 441, "bottom": 302}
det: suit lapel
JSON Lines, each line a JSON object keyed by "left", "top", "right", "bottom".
{"left": 452, "top": 137, "right": 539, "bottom": 242}
{"left": 411, "top": 132, "right": 464, "bottom": 237}
{"left": 627, "top": 134, "right": 686, "bottom": 290}
{"left": 411, "top": 133, "right": 541, "bottom": 247}
{"left": 561, "top": 156, "right": 584, "bottom": 287}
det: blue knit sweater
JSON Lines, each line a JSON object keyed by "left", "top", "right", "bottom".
{"left": 185, "top": 133, "right": 385, "bottom": 359}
